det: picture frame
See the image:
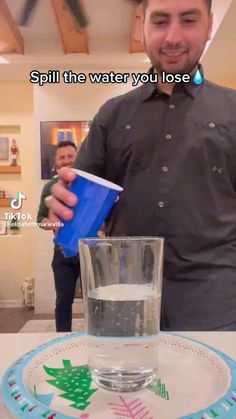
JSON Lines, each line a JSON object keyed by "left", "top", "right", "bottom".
{"left": 40, "top": 121, "right": 91, "bottom": 179}
{"left": 0, "top": 220, "right": 7, "bottom": 235}
{"left": 0, "top": 137, "right": 9, "bottom": 160}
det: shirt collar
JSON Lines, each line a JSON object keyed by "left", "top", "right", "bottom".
{"left": 141, "top": 64, "right": 204, "bottom": 101}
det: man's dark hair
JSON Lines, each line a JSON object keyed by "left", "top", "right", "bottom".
{"left": 56, "top": 141, "right": 77, "bottom": 150}
{"left": 143, "top": 0, "right": 212, "bottom": 11}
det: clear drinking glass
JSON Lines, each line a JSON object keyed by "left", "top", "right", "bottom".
{"left": 79, "top": 237, "right": 164, "bottom": 392}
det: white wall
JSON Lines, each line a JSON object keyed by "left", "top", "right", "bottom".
{"left": 0, "top": 83, "right": 35, "bottom": 306}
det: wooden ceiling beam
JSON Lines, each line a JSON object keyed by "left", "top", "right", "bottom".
{"left": 0, "top": 0, "right": 24, "bottom": 54}
{"left": 130, "top": 3, "right": 145, "bottom": 53}
{"left": 51, "top": 0, "right": 89, "bottom": 54}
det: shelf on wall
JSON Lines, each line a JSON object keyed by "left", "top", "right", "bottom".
{"left": 0, "top": 125, "right": 21, "bottom": 134}
{"left": 0, "top": 198, "right": 12, "bottom": 207}
{"left": 0, "top": 234, "right": 22, "bottom": 237}
{"left": 0, "top": 166, "right": 21, "bottom": 174}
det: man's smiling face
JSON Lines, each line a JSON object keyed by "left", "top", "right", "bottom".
{"left": 143, "top": 0, "right": 213, "bottom": 75}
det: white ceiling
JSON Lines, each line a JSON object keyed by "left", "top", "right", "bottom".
{"left": 0, "top": 0, "right": 235, "bottom": 82}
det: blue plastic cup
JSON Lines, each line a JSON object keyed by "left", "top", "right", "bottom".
{"left": 55, "top": 169, "right": 123, "bottom": 257}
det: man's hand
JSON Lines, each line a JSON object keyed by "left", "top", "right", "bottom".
{"left": 45, "top": 167, "right": 78, "bottom": 232}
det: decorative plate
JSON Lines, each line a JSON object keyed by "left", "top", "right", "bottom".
{"left": 1, "top": 333, "right": 236, "bottom": 419}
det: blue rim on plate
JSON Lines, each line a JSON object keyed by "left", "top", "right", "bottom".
{"left": 1, "top": 332, "right": 236, "bottom": 419}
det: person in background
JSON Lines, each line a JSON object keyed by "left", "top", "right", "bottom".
{"left": 37, "top": 141, "right": 81, "bottom": 332}
{"left": 46, "top": 0, "right": 236, "bottom": 331}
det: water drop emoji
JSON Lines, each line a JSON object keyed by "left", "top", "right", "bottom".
{"left": 194, "top": 69, "right": 203, "bottom": 85}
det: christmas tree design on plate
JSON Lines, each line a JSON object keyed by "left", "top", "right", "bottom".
{"left": 44, "top": 360, "right": 97, "bottom": 411}
{"left": 29, "top": 385, "right": 54, "bottom": 407}
{"left": 109, "top": 395, "right": 153, "bottom": 419}
{"left": 148, "top": 378, "right": 169, "bottom": 400}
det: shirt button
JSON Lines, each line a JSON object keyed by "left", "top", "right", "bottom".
{"left": 162, "top": 166, "right": 168, "bottom": 173}
{"left": 125, "top": 124, "right": 131, "bottom": 130}
{"left": 158, "top": 201, "right": 165, "bottom": 208}
{"left": 166, "top": 134, "right": 172, "bottom": 140}
{"left": 209, "top": 122, "right": 215, "bottom": 128}
{"left": 169, "top": 104, "right": 175, "bottom": 110}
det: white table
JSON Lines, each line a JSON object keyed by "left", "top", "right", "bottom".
{"left": 1, "top": 332, "right": 236, "bottom": 418}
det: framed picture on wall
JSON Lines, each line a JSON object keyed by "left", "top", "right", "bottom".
{"left": 0, "top": 220, "right": 7, "bottom": 235}
{"left": 40, "top": 121, "right": 91, "bottom": 179}
{"left": 0, "top": 137, "right": 9, "bottom": 160}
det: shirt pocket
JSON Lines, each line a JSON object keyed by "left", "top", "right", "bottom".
{"left": 188, "top": 120, "right": 236, "bottom": 193}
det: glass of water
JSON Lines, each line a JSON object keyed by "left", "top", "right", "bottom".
{"left": 79, "top": 237, "right": 164, "bottom": 392}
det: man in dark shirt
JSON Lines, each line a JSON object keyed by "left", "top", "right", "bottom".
{"left": 47, "top": 0, "right": 236, "bottom": 330}
{"left": 37, "top": 141, "right": 81, "bottom": 332}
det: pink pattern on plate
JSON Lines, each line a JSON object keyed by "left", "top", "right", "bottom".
{"left": 109, "top": 395, "right": 153, "bottom": 419}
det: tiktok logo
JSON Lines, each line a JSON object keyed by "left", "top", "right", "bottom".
{"left": 10, "top": 192, "right": 27, "bottom": 210}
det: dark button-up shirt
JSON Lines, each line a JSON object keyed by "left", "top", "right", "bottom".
{"left": 76, "top": 69, "right": 236, "bottom": 330}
